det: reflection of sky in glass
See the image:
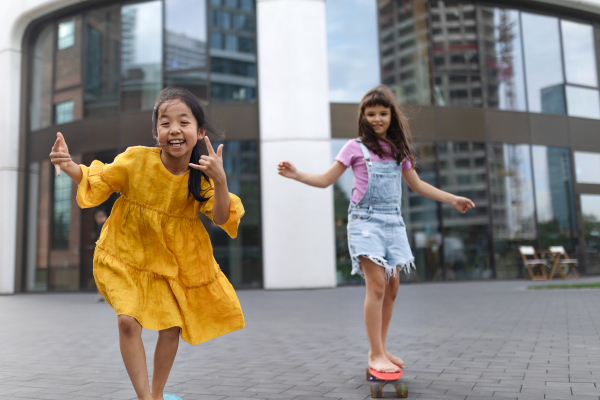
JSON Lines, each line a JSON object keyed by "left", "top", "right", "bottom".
{"left": 123, "top": 1, "right": 162, "bottom": 66}
{"left": 166, "top": 0, "right": 207, "bottom": 41}
{"left": 532, "top": 145, "right": 552, "bottom": 222}
{"left": 566, "top": 86, "right": 600, "bottom": 119}
{"left": 326, "top": 0, "right": 380, "bottom": 103}
{"left": 521, "top": 13, "right": 563, "bottom": 113}
{"left": 581, "top": 195, "right": 600, "bottom": 220}
{"left": 331, "top": 138, "right": 355, "bottom": 199}
{"left": 502, "top": 144, "right": 536, "bottom": 237}
{"left": 561, "top": 20, "right": 597, "bottom": 88}
{"left": 494, "top": 9, "right": 526, "bottom": 111}
{"left": 575, "top": 151, "right": 600, "bottom": 184}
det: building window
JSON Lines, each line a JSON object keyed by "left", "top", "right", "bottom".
{"left": 53, "top": 173, "right": 72, "bottom": 249}
{"left": 574, "top": 152, "right": 600, "bottom": 184}
{"left": 55, "top": 100, "right": 74, "bottom": 124}
{"left": 165, "top": 0, "right": 208, "bottom": 71}
{"left": 58, "top": 19, "right": 75, "bottom": 50}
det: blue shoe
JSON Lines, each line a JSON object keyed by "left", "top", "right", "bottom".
{"left": 163, "top": 395, "right": 182, "bottom": 400}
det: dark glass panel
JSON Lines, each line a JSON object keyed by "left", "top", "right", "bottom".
{"left": 208, "top": 141, "right": 261, "bottom": 287}
{"left": 581, "top": 195, "right": 600, "bottom": 274}
{"left": 209, "top": 0, "right": 256, "bottom": 103}
{"left": 164, "top": 72, "right": 208, "bottom": 103}
{"left": 438, "top": 141, "right": 492, "bottom": 280}
{"left": 84, "top": 6, "right": 120, "bottom": 117}
{"left": 165, "top": 0, "right": 207, "bottom": 71}
{"left": 54, "top": 16, "right": 83, "bottom": 123}
{"left": 488, "top": 143, "right": 536, "bottom": 279}
{"left": 532, "top": 146, "right": 577, "bottom": 255}
{"left": 121, "top": 1, "right": 162, "bottom": 111}
{"left": 25, "top": 161, "right": 48, "bottom": 291}
{"left": 401, "top": 143, "right": 441, "bottom": 281}
{"left": 30, "top": 24, "right": 54, "bottom": 131}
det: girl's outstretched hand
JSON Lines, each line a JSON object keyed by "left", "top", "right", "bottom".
{"left": 189, "top": 136, "right": 226, "bottom": 184}
{"left": 451, "top": 196, "right": 475, "bottom": 214}
{"left": 49, "top": 132, "right": 71, "bottom": 176}
{"left": 277, "top": 161, "right": 297, "bottom": 180}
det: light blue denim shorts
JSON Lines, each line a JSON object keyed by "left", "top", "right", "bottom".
{"left": 347, "top": 202, "right": 415, "bottom": 280}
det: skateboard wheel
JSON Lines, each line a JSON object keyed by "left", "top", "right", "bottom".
{"left": 366, "top": 368, "right": 375, "bottom": 381}
{"left": 394, "top": 382, "right": 407, "bottom": 398}
{"left": 370, "top": 382, "right": 383, "bottom": 398}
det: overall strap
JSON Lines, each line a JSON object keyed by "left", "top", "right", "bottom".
{"left": 355, "top": 139, "right": 371, "bottom": 161}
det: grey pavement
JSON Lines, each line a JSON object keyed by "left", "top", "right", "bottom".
{"left": 3, "top": 277, "right": 600, "bottom": 400}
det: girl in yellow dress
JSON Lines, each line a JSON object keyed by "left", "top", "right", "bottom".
{"left": 49, "top": 87, "right": 245, "bottom": 400}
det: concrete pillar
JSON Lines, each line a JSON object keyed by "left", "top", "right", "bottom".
{"left": 257, "top": 0, "right": 336, "bottom": 289}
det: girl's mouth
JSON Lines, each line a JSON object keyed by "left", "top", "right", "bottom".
{"left": 169, "top": 140, "right": 185, "bottom": 149}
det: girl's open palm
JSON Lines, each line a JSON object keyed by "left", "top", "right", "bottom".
{"left": 49, "top": 132, "right": 71, "bottom": 176}
{"left": 452, "top": 196, "right": 475, "bottom": 214}
{"left": 189, "top": 136, "right": 226, "bottom": 183}
{"left": 277, "top": 161, "right": 297, "bottom": 179}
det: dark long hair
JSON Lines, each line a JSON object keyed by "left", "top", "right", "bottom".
{"left": 357, "top": 85, "right": 415, "bottom": 168}
{"left": 152, "top": 87, "right": 222, "bottom": 202}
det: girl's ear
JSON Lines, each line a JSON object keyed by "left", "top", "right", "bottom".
{"left": 198, "top": 126, "right": 207, "bottom": 140}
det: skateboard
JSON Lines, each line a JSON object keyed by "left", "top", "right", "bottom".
{"left": 366, "top": 367, "right": 407, "bottom": 398}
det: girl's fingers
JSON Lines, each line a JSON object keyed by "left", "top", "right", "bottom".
{"left": 189, "top": 163, "right": 206, "bottom": 171}
{"left": 54, "top": 165, "right": 61, "bottom": 176}
{"left": 204, "top": 136, "right": 216, "bottom": 156}
{"left": 217, "top": 144, "right": 223, "bottom": 158}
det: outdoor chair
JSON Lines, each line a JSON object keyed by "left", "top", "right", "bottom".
{"left": 519, "top": 246, "right": 549, "bottom": 280}
{"left": 549, "top": 246, "right": 580, "bottom": 279}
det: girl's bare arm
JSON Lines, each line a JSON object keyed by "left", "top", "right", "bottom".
{"left": 277, "top": 160, "right": 347, "bottom": 188}
{"left": 402, "top": 168, "right": 475, "bottom": 213}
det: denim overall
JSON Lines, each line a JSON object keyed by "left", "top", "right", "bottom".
{"left": 347, "top": 140, "right": 414, "bottom": 280}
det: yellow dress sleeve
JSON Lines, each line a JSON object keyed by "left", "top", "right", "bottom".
{"left": 76, "top": 150, "right": 131, "bottom": 208}
{"left": 199, "top": 178, "right": 245, "bottom": 238}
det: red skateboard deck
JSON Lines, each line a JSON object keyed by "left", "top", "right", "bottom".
{"left": 366, "top": 368, "right": 407, "bottom": 398}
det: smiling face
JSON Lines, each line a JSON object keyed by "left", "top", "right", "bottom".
{"left": 363, "top": 105, "right": 392, "bottom": 138}
{"left": 156, "top": 99, "right": 203, "bottom": 161}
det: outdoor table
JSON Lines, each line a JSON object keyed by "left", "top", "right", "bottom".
{"left": 537, "top": 249, "right": 568, "bottom": 280}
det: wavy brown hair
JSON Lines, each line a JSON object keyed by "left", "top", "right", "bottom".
{"left": 357, "top": 85, "right": 415, "bottom": 168}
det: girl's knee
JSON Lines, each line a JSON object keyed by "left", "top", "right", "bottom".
{"left": 118, "top": 315, "right": 141, "bottom": 337}
{"left": 367, "top": 284, "right": 386, "bottom": 301}
{"left": 159, "top": 326, "right": 181, "bottom": 340}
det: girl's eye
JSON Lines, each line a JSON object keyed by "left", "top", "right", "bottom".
{"left": 161, "top": 123, "right": 169, "bottom": 126}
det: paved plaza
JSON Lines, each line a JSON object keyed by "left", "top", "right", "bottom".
{"left": 3, "top": 278, "right": 600, "bottom": 400}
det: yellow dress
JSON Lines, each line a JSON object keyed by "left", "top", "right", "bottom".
{"left": 77, "top": 146, "right": 245, "bottom": 344}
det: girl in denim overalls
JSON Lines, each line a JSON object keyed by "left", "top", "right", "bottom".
{"left": 278, "top": 86, "right": 474, "bottom": 373}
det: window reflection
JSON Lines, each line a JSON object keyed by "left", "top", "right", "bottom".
{"left": 481, "top": 7, "right": 527, "bottom": 111}
{"left": 379, "top": 0, "right": 431, "bottom": 105}
{"left": 85, "top": 6, "right": 120, "bottom": 117}
{"left": 165, "top": 0, "right": 207, "bottom": 71}
{"left": 521, "top": 13, "right": 565, "bottom": 114}
{"left": 565, "top": 86, "right": 600, "bottom": 119}
{"left": 30, "top": 24, "right": 53, "bottom": 131}
{"left": 402, "top": 143, "right": 441, "bottom": 281}
{"left": 488, "top": 144, "right": 536, "bottom": 278}
{"left": 54, "top": 15, "right": 82, "bottom": 123}
{"left": 164, "top": 72, "right": 208, "bottom": 103}
{"left": 431, "top": 1, "right": 482, "bottom": 108}
{"left": 439, "top": 141, "right": 492, "bottom": 279}
{"left": 25, "top": 162, "right": 46, "bottom": 291}
{"left": 532, "top": 146, "right": 577, "bottom": 254}
{"left": 574, "top": 151, "right": 600, "bottom": 184}
{"left": 561, "top": 20, "right": 598, "bottom": 88}
{"left": 121, "top": 1, "right": 162, "bottom": 111}
{"left": 581, "top": 195, "right": 600, "bottom": 274}
{"left": 209, "top": 0, "right": 256, "bottom": 103}
{"left": 209, "top": 141, "right": 262, "bottom": 287}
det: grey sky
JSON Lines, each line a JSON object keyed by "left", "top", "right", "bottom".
{"left": 326, "top": 0, "right": 381, "bottom": 103}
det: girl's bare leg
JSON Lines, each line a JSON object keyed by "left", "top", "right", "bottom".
{"left": 150, "top": 326, "right": 181, "bottom": 400}
{"left": 361, "top": 257, "right": 401, "bottom": 373}
{"left": 118, "top": 315, "right": 153, "bottom": 400}
{"left": 381, "top": 271, "right": 405, "bottom": 368}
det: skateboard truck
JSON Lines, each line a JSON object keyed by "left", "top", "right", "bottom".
{"left": 366, "top": 368, "right": 407, "bottom": 398}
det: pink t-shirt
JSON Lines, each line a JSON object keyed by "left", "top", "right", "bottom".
{"left": 335, "top": 140, "right": 412, "bottom": 204}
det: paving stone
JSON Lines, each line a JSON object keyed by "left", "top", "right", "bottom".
{"left": 4, "top": 277, "right": 600, "bottom": 399}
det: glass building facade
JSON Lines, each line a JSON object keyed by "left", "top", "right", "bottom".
{"left": 24, "top": 0, "right": 261, "bottom": 292}
{"left": 328, "top": 0, "right": 600, "bottom": 283}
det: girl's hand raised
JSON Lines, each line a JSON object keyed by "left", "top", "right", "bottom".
{"left": 189, "top": 136, "right": 226, "bottom": 184}
{"left": 277, "top": 161, "right": 298, "bottom": 180}
{"left": 451, "top": 196, "right": 475, "bottom": 214}
{"left": 49, "top": 132, "right": 71, "bottom": 176}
